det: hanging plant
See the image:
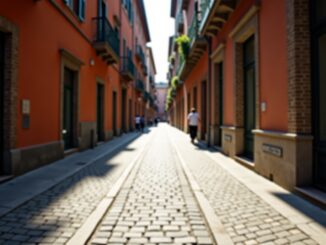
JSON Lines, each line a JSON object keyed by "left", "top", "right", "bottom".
{"left": 175, "top": 34, "right": 190, "bottom": 60}
{"left": 171, "top": 76, "right": 180, "bottom": 89}
{"left": 169, "top": 53, "right": 176, "bottom": 64}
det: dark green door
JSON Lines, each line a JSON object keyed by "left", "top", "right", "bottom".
{"left": 63, "top": 68, "right": 75, "bottom": 150}
{"left": 243, "top": 36, "right": 256, "bottom": 159}
{"left": 112, "top": 91, "right": 117, "bottom": 136}
{"left": 313, "top": 0, "right": 326, "bottom": 190}
{"left": 97, "top": 83, "right": 104, "bottom": 142}
{"left": 121, "top": 89, "right": 127, "bottom": 133}
{"left": 201, "top": 81, "right": 207, "bottom": 140}
{"left": 129, "top": 99, "right": 132, "bottom": 131}
{"left": 0, "top": 32, "right": 5, "bottom": 174}
{"left": 217, "top": 62, "right": 223, "bottom": 146}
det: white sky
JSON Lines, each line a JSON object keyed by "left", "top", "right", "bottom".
{"left": 144, "top": 0, "right": 175, "bottom": 84}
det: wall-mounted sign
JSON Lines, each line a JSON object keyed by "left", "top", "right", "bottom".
{"left": 22, "top": 99, "right": 30, "bottom": 115}
{"left": 262, "top": 144, "right": 283, "bottom": 158}
{"left": 224, "top": 134, "right": 232, "bottom": 142}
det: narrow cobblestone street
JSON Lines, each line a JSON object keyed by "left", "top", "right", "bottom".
{"left": 0, "top": 124, "right": 325, "bottom": 245}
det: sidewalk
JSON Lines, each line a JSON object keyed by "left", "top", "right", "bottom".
{"left": 168, "top": 125, "right": 326, "bottom": 245}
{"left": 0, "top": 131, "right": 142, "bottom": 244}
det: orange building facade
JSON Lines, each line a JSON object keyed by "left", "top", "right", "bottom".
{"left": 168, "top": 0, "right": 326, "bottom": 193}
{"left": 0, "top": 0, "right": 156, "bottom": 178}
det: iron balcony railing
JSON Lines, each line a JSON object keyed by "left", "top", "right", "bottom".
{"left": 136, "top": 45, "right": 146, "bottom": 65}
{"left": 188, "top": 14, "right": 199, "bottom": 45}
{"left": 121, "top": 56, "right": 135, "bottom": 77}
{"left": 176, "top": 12, "right": 184, "bottom": 32}
{"left": 135, "top": 79, "right": 145, "bottom": 92}
{"left": 94, "top": 17, "right": 120, "bottom": 57}
{"left": 199, "top": 0, "right": 214, "bottom": 32}
{"left": 177, "top": 54, "right": 185, "bottom": 76}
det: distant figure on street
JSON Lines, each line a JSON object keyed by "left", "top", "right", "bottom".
{"left": 187, "top": 108, "right": 200, "bottom": 143}
{"left": 154, "top": 117, "right": 158, "bottom": 126}
{"left": 140, "top": 115, "right": 145, "bottom": 132}
{"left": 135, "top": 115, "right": 140, "bottom": 131}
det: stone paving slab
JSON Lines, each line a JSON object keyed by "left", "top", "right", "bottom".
{"left": 168, "top": 125, "right": 324, "bottom": 245}
{"left": 0, "top": 132, "right": 140, "bottom": 216}
{"left": 0, "top": 132, "right": 146, "bottom": 244}
{"left": 89, "top": 125, "right": 215, "bottom": 245}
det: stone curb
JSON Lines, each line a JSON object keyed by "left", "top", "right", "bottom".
{"left": 67, "top": 132, "right": 153, "bottom": 245}
{"left": 169, "top": 130, "right": 234, "bottom": 245}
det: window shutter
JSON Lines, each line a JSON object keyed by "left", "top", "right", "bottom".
{"left": 63, "top": 0, "right": 72, "bottom": 8}
{"left": 79, "top": 0, "right": 86, "bottom": 21}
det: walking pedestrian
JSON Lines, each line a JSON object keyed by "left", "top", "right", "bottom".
{"left": 135, "top": 114, "right": 140, "bottom": 131}
{"left": 140, "top": 115, "right": 145, "bottom": 132}
{"left": 187, "top": 108, "right": 200, "bottom": 143}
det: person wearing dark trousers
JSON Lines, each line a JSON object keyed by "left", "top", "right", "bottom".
{"left": 187, "top": 108, "right": 200, "bottom": 143}
{"left": 140, "top": 115, "right": 145, "bottom": 133}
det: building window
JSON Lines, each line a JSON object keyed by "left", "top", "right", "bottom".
{"left": 63, "top": 0, "right": 86, "bottom": 21}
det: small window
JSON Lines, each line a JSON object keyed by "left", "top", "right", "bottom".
{"left": 63, "top": 0, "right": 86, "bottom": 22}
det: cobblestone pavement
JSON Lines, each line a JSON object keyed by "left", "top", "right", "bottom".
{"left": 0, "top": 136, "right": 146, "bottom": 244}
{"left": 89, "top": 126, "right": 214, "bottom": 244}
{"left": 169, "top": 125, "right": 321, "bottom": 245}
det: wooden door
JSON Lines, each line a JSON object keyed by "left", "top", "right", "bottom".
{"left": 0, "top": 32, "right": 5, "bottom": 174}
{"left": 63, "top": 68, "right": 75, "bottom": 150}
{"left": 201, "top": 81, "right": 207, "bottom": 140}
{"left": 312, "top": 0, "right": 326, "bottom": 190}
{"left": 112, "top": 91, "right": 117, "bottom": 136}
{"left": 243, "top": 36, "right": 255, "bottom": 159}
{"left": 97, "top": 83, "right": 105, "bottom": 141}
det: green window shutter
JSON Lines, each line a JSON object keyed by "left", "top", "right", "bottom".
{"left": 63, "top": 0, "right": 72, "bottom": 8}
{"left": 79, "top": 0, "right": 86, "bottom": 21}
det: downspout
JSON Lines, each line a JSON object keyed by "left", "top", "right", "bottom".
{"left": 206, "top": 36, "right": 212, "bottom": 147}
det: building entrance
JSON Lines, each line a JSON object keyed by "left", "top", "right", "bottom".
{"left": 243, "top": 36, "right": 256, "bottom": 160}
{"left": 312, "top": 0, "right": 326, "bottom": 190}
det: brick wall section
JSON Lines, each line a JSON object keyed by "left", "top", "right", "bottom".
{"left": 0, "top": 16, "right": 19, "bottom": 150}
{"left": 286, "top": 0, "right": 311, "bottom": 134}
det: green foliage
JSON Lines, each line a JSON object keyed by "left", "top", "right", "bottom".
{"left": 175, "top": 34, "right": 190, "bottom": 59}
{"left": 169, "top": 53, "right": 176, "bottom": 63}
{"left": 171, "top": 76, "right": 179, "bottom": 89}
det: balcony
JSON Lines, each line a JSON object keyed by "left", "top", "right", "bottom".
{"left": 143, "top": 91, "right": 151, "bottom": 102}
{"left": 135, "top": 45, "right": 145, "bottom": 64}
{"left": 176, "top": 12, "right": 184, "bottom": 33}
{"left": 93, "top": 17, "right": 120, "bottom": 65}
{"left": 120, "top": 57, "right": 135, "bottom": 81}
{"left": 181, "top": 0, "right": 190, "bottom": 10}
{"left": 200, "top": 0, "right": 239, "bottom": 37}
{"left": 142, "top": 63, "right": 148, "bottom": 76}
{"left": 178, "top": 16, "right": 206, "bottom": 80}
{"left": 135, "top": 79, "right": 145, "bottom": 92}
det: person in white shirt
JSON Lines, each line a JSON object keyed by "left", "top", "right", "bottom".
{"left": 187, "top": 108, "right": 200, "bottom": 143}
{"left": 135, "top": 115, "right": 140, "bottom": 131}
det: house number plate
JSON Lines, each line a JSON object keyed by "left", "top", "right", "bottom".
{"left": 262, "top": 144, "right": 283, "bottom": 158}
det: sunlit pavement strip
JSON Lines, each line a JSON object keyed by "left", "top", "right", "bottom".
{"left": 168, "top": 125, "right": 324, "bottom": 245}
{"left": 88, "top": 125, "right": 215, "bottom": 245}
{"left": 0, "top": 133, "right": 146, "bottom": 244}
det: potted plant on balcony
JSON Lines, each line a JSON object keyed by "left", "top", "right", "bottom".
{"left": 175, "top": 34, "right": 190, "bottom": 60}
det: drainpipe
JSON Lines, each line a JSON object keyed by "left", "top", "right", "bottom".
{"left": 206, "top": 36, "right": 212, "bottom": 147}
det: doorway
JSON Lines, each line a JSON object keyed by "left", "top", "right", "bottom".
{"left": 201, "top": 81, "right": 207, "bottom": 140}
{"left": 112, "top": 91, "right": 117, "bottom": 136}
{"left": 0, "top": 32, "right": 5, "bottom": 174}
{"left": 312, "top": 0, "right": 326, "bottom": 190}
{"left": 63, "top": 68, "right": 76, "bottom": 150}
{"left": 97, "top": 83, "right": 105, "bottom": 142}
{"left": 215, "top": 62, "right": 223, "bottom": 147}
{"left": 243, "top": 36, "right": 256, "bottom": 159}
{"left": 129, "top": 99, "right": 132, "bottom": 131}
{"left": 121, "top": 89, "right": 127, "bottom": 133}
